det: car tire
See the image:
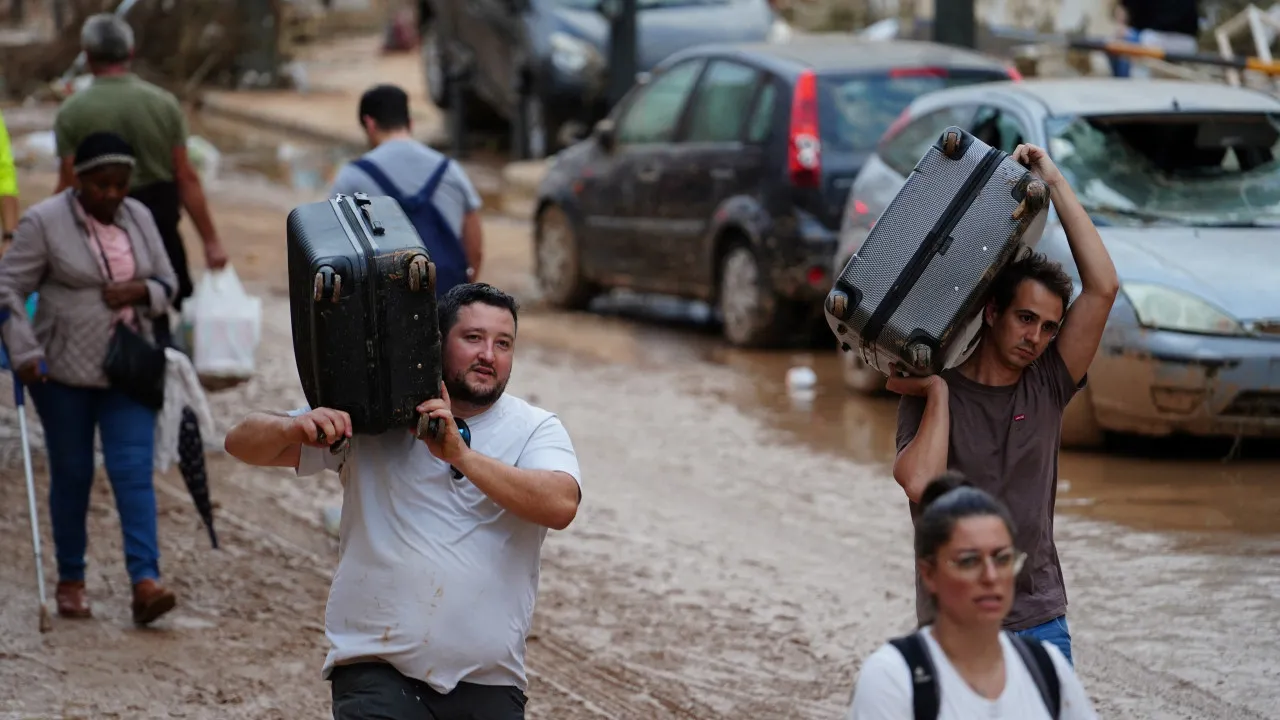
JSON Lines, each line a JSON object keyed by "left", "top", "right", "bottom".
{"left": 717, "top": 243, "right": 791, "bottom": 348}
{"left": 1061, "top": 386, "right": 1105, "bottom": 450}
{"left": 535, "top": 204, "right": 596, "bottom": 309}
{"left": 840, "top": 344, "right": 888, "bottom": 394}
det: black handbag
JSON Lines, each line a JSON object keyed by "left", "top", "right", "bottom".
{"left": 103, "top": 320, "right": 167, "bottom": 410}
{"left": 89, "top": 220, "right": 167, "bottom": 410}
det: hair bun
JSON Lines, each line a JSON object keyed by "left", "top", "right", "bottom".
{"left": 920, "top": 470, "right": 967, "bottom": 511}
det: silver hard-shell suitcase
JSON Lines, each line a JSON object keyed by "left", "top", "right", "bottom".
{"left": 825, "top": 126, "right": 1051, "bottom": 378}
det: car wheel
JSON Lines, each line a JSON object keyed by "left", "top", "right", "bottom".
{"left": 421, "top": 21, "right": 449, "bottom": 109}
{"left": 840, "top": 344, "right": 888, "bottom": 394}
{"left": 1061, "top": 386, "right": 1104, "bottom": 450}
{"left": 717, "top": 243, "right": 789, "bottom": 348}
{"left": 535, "top": 205, "right": 596, "bottom": 309}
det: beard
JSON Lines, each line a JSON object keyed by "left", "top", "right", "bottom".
{"left": 445, "top": 364, "right": 508, "bottom": 408}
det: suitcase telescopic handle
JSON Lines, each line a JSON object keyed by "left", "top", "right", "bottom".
{"left": 352, "top": 193, "right": 386, "bottom": 236}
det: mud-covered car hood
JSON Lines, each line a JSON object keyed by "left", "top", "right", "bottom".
{"left": 1049, "top": 225, "right": 1280, "bottom": 323}
{"left": 551, "top": 0, "right": 773, "bottom": 70}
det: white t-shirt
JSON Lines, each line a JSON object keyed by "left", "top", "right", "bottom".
{"left": 846, "top": 627, "right": 1098, "bottom": 720}
{"left": 292, "top": 393, "right": 582, "bottom": 694}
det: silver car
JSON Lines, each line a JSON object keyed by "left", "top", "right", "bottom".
{"left": 833, "top": 78, "right": 1280, "bottom": 447}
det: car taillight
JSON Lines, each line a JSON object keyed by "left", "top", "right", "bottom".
{"left": 1007, "top": 66, "right": 1024, "bottom": 82}
{"left": 788, "top": 69, "right": 821, "bottom": 188}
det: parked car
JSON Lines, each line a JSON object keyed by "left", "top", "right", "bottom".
{"left": 417, "top": 0, "right": 788, "bottom": 160}
{"left": 532, "top": 39, "right": 1019, "bottom": 346}
{"left": 833, "top": 77, "right": 1280, "bottom": 446}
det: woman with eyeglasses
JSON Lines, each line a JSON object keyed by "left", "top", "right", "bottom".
{"left": 846, "top": 473, "right": 1098, "bottom": 719}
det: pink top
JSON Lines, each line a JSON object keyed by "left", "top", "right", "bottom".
{"left": 85, "top": 214, "right": 137, "bottom": 327}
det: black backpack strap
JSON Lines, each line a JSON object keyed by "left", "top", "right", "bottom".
{"left": 889, "top": 632, "right": 940, "bottom": 720}
{"left": 1010, "top": 635, "right": 1061, "bottom": 719}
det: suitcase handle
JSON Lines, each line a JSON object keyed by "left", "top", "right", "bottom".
{"left": 352, "top": 193, "right": 386, "bottom": 236}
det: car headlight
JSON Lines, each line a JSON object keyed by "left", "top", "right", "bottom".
{"left": 549, "top": 31, "right": 598, "bottom": 75}
{"left": 1122, "top": 282, "right": 1244, "bottom": 336}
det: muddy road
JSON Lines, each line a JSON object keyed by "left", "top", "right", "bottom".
{"left": 0, "top": 164, "right": 1276, "bottom": 720}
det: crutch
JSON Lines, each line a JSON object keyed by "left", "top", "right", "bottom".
{"left": 0, "top": 309, "right": 52, "bottom": 632}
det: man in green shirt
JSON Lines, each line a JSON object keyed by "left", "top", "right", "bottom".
{"left": 53, "top": 13, "right": 227, "bottom": 311}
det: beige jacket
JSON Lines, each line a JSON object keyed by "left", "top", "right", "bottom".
{"left": 0, "top": 189, "right": 177, "bottom": 388}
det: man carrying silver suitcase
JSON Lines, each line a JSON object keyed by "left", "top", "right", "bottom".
{"left": 889, "top": 144, "right": 1119, "bottom": 667}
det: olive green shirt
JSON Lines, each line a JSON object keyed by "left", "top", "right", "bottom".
{"left": 53, "top": 73, "right": 187, "bottom": 189}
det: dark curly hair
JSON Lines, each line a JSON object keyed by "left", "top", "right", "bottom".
{"left": 989, "top": 251, "right": 1074, "bottom": 318}
{"left": 438, "top": 283, "right": 520, "bottom": 338}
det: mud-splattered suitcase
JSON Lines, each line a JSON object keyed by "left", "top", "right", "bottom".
{"left": 287, "top": 192, "right": 442, "bottom": 441}
{"left": 825, "top": 126, "right": 1051, "bottom": 378}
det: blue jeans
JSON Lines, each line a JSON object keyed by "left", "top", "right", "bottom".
{"left": 1015, "top": 615, "right": 1073, "bottom": 667}
{"left": 30, "top": 380, "right": 160, "bottom": 585}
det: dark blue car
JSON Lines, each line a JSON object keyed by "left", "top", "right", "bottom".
{"left": 532, "top": 39, "right": 1017, "bottom": 347}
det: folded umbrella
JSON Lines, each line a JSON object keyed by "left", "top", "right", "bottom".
{"left": 178, "top": 405, "right": 218, "bottom": 549}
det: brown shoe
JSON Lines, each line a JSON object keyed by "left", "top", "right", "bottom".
{"left": 131, "top": 579, "right": 177, "bottom": 625}
{"left": 56, "top": 580, "right": 92, "bottom": 619}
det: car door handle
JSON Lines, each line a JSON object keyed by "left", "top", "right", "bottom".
{"left": 710, "top": 168, "right": 735, "bottom": 180}
{"left": 636, "top": 166, "right": 660, "bottom": 183}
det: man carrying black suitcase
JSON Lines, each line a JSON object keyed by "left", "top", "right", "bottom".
{"left": 888, "top": 143, "right": 1119, "bottom": 667}
{"left": 224, "top": 283, "right": 581, "bottom": 720}
{"left": 330, "top": 84, "right": 484, "bottom": 296}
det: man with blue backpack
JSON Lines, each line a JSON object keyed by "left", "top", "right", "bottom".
{"left": 331, "top": 84, "right": 484, "bottom": 295}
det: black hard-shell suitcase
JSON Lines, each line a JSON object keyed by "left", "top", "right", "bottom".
{"left": 287, "top": 192, "right": 442, "bottom": 441}
{"left": 825, "top": 126, "right": 1051, "bottom": 378}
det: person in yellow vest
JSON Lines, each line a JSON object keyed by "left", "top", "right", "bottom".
{"left": 0, "top": 108, "right": 18, "bottom": 251}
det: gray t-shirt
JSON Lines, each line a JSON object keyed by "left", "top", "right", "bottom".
{"left": 293, "top": 393, "right": 582, "bottom": 693}
{"left": 896, "top": 342, "right": 1085, "bottom": 631}
{"left": 331, "top": 138, "right": 482, "bottom": 239}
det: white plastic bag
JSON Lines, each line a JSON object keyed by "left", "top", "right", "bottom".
{"left": 183, "top": 266, "right": 262, "bottom": 379}
{"left": 154, "top": 347, "right": 219, "bottom": 473}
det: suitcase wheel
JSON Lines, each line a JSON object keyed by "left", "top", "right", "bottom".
{"left": 408, "top": 256, "right": 437, "bottom": 294}
{"left": 942, "top": 131, "right": 962, "bottom": 160}
{"left": 1012, "top": 178, "right": 1050, "bottom": 221}
{"left": 903, "top": 341, "right": 933, "bottom": 372}
{"left": 313, "top": 266, "right": 342, "bottom": 303}
{"left": 827, "top": 290, "right": 850, "bottom": 321}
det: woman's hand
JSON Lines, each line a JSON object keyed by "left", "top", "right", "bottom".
{"left": 17, "top": 359, "right": 45, "bottom": 386}
{"left": 102, "top": 280, "right": 149, "bottom": 309}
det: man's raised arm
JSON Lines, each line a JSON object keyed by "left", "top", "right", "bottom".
{"left": 1013, "top": 144, "right": 1119, "bottom": 384}
{"left": 225, "top": 408, "right": 352, "bottom": 469}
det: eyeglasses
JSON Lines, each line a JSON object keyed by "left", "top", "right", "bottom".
{"left": 940, "top": 549, "right": 1027, "bottom": 578}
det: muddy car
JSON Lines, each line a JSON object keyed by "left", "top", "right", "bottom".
{"left": 532, "top": 39, "right": 1018, "bottom": 347}
{"left": 833, "top": 78, "right": 1280, "bottom": 447}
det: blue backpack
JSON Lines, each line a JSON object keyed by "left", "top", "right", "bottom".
{"left": 350, "top": 157, "right": 469, "bottom": 297}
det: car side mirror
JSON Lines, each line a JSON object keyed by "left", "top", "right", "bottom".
{"left": 594, "top": 119, "right": 617, "bottom": 152}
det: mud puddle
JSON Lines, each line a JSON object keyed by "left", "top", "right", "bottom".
{"left": 547, "top": 293, "right": 1280, "bottom": 544}
{"left": 187, "top": 112, "right": 511, "bottom": 207}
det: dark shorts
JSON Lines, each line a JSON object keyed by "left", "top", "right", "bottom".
{"left": 330, "top": 662, "right": 526, "bottom": 720}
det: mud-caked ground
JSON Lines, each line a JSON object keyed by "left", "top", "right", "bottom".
{"left": 0, "top": 170, "right": 1276, "bottom": 720}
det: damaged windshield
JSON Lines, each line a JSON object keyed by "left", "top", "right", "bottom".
{"left": 1045, "top": 112, "right": 1280, "bottom": 227}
